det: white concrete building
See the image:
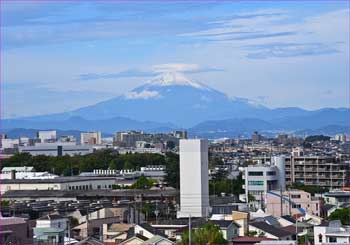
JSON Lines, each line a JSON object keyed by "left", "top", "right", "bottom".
{"left": 19, "top": 143, "right": 93, "bottom": 156}
{"left": 0, "top": 138, "right": 19, "bottom": 149}
{"left": 177, "top": 139, "right": 209, "bottom": 218}
{"left": 1, "top": 166, "right": 58, "bottom": 180}
{"left": 314, "top": 220, "right": 350, "bottom": 245}
{"left": 0, "top": 176, "right": 115, "bottom": 194}
{"left": 243, "top": 156, "right": 286, "bottom": 202}
{"left": 81, "top": 132, "right": 102, "bottom": 145}
{"left": 37, "top": 130, "right": 57, "bottom": 142}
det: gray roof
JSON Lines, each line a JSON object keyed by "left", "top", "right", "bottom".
{"left": 211, "top": 220, "right": 240, "bottom": 229}
{"left": 2, "top": 189, "right": 178, "bottom": 198}
{"left": 139, "top": 223, "right": 165, "bottom": 237}
{"left": 142, "top": 235, "right": 174, "bottom": 244}
{"left": 75, "top": 236, "right": 104, "bottom": 245}
{"left": 38, "top": 213, "right": 65, "bottom": 220}
{"left": 2, "top": 166, "right": 34, "bottom": 172}
{"left": 250, "top": 222, "right": 293, "bottom": 238}
{"left": 323, "top": 204, "right": 336, "bottom": 212}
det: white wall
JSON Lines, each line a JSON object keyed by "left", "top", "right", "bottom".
{"left": 177, "top": 139, "right": 209, "bottom": 218}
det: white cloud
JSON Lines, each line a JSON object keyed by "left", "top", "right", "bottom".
{"left": 152, "top": 63, "right": 200, "bottom": 73}
{"left": 125, "top": 90, "right": 160, "bottom": 100}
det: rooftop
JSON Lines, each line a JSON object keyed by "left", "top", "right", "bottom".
{"left": 0, "top": 217, "right": 27, "bottom": 226}
{"left": 1, "top": 176, "right": 116, "bottom": 184}
{"left": 3, "top": 189, "right": 178, "bottom": 198}
{"left": 250, "top": 222, "right": 294, "bottom": 237}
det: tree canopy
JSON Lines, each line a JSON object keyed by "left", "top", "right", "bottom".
{"left": 2, "top": 150, "right": 170, "bottom": 176}
{"left": 131, "top": 175, "right": 156, "bottom": 189}
{"left": 329, "top": 208, "right": 350, "bottom": 225}
{"left": 181, "top": 222, "right": 227, "bottom": 244}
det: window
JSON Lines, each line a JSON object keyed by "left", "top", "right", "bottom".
{"left": 248, "top": 181, "right": 264, "bottom": 186}
{"left": 292, "top": 204, "right": 301, "bottom": 208}
{"left": 249, "top": 191, "right": 263, "bottom": 195}
{"left": 291, "top": 194, "right": 301, "bottom": 199}
{"left": 318, "top": 234, "right": 323, "bottom": 243}
{"left": 267, "top": 171, "right": 276, "bottom": 176}
{"left": 248, "top": 171, "right": 263, "bottom": 176}
{"left": 329, "top": 237, "right": 337, "bottom": 243}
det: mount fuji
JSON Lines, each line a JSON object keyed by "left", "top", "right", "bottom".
{"left": 3, "top": 72, "right": 350, "bottom": 135}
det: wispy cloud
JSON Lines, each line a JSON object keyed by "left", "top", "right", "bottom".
{"left": 179, "top": 8, "right": 349, "bottom": 59}
{"left": 79, "top": 63, "right": 224, "bottom": 81}
{"left": 245, "top": 42, "right": 339, "bottom": 59}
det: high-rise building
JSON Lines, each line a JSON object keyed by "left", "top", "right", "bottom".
{"left": 80, "top": 132, "right": 102, "bottom": 145}
{"left": 177, "top": 139, "right": 209, "bottom": 218}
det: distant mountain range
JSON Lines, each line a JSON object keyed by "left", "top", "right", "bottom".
{"left": 3, "top": 72, "right": 350, "bottom": 138}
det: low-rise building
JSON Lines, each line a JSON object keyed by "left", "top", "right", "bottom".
{"left": 210, "top": 220, "right": 240, "bottom": 241}
{"left": 314, "top": 220, "right": 350, "bottom": 245}
{"left": 0, "top": 176, "right": 115, "bottom": 194}
{"left": 249, "top": 221, "right": 294, "bottom": 240}
{"left": 33, "top": 213, "right": 68, "bottom": 245}
{"left": 266, "top": 190, "right": 321, "bottom": 217}
{"left": 19, "top": 143, "right": 93, "bottom": 156}
{"left": 0, "top": 217, "right": 33, "bottom": 244}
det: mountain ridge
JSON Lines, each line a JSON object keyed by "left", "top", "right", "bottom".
{"left": 3, "top": 72, "right": 349, "bottom": 136}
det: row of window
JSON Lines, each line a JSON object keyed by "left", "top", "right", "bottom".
{"left": 68, "top": 185, "right": 112, "bottom": 190}
{"left": 248, "top": 181, "right": 264, "bottom": 186}
{"left": 248, "top": 171, "right": 276, "bottom": 176}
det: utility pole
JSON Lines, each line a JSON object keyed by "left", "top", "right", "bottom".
{"left": 189, "top": 214, "right": 192, "bottom": 245}
{"left": 288, "top": 190, "right": 292, "bottom": 216}
{"left": 280, "top": 187, "right": 283, "bottom": 216}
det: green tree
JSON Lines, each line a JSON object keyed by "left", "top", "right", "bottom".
{"left": 131, "top": 175, "right": 155, "bottom": 189}
{"left": 181, "top": 222, "right": 227, "bottom": 244}
{"left": 123, "top": 161, "right": 133, "bottom": 170}
{"left": 248, "top": 193, "right": 256, "bottom": 202}
{"left": 209, "top": 173, "right": 244, "bottom": 196}
{"left": 0, "top": 200, "right": 10, "bottom": 207}
{"left": 164, "top": 152, "right": 179, "bottom": 188}
{"left": 329, "top": 208, "right": 350, "bottom": 225}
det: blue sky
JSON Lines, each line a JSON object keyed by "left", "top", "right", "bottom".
{"left": 1, "top": 1, "right": 349, "bottom": 118}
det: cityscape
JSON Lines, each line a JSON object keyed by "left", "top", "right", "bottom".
{"left": 1, "top": 1, "right": 350, "bottom": 245}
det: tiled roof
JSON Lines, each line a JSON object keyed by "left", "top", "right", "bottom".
{"left": 250, "top": 222, "right": 293, "bottom": 238}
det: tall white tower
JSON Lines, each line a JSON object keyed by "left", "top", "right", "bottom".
{"left": 177, "top": 139, "right": 210, "bottom": 218}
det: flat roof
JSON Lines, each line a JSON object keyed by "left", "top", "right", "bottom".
{"left": 1, "top": 176, "right": 116, "bottom": 184}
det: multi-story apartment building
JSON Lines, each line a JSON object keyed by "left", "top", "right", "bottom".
{"left": 285, "top": 150, "right": 350, "bottom": 189}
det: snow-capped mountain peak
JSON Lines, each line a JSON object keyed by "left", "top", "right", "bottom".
{"left": 146, "top": 72, "right": 209, "bottom": 90}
